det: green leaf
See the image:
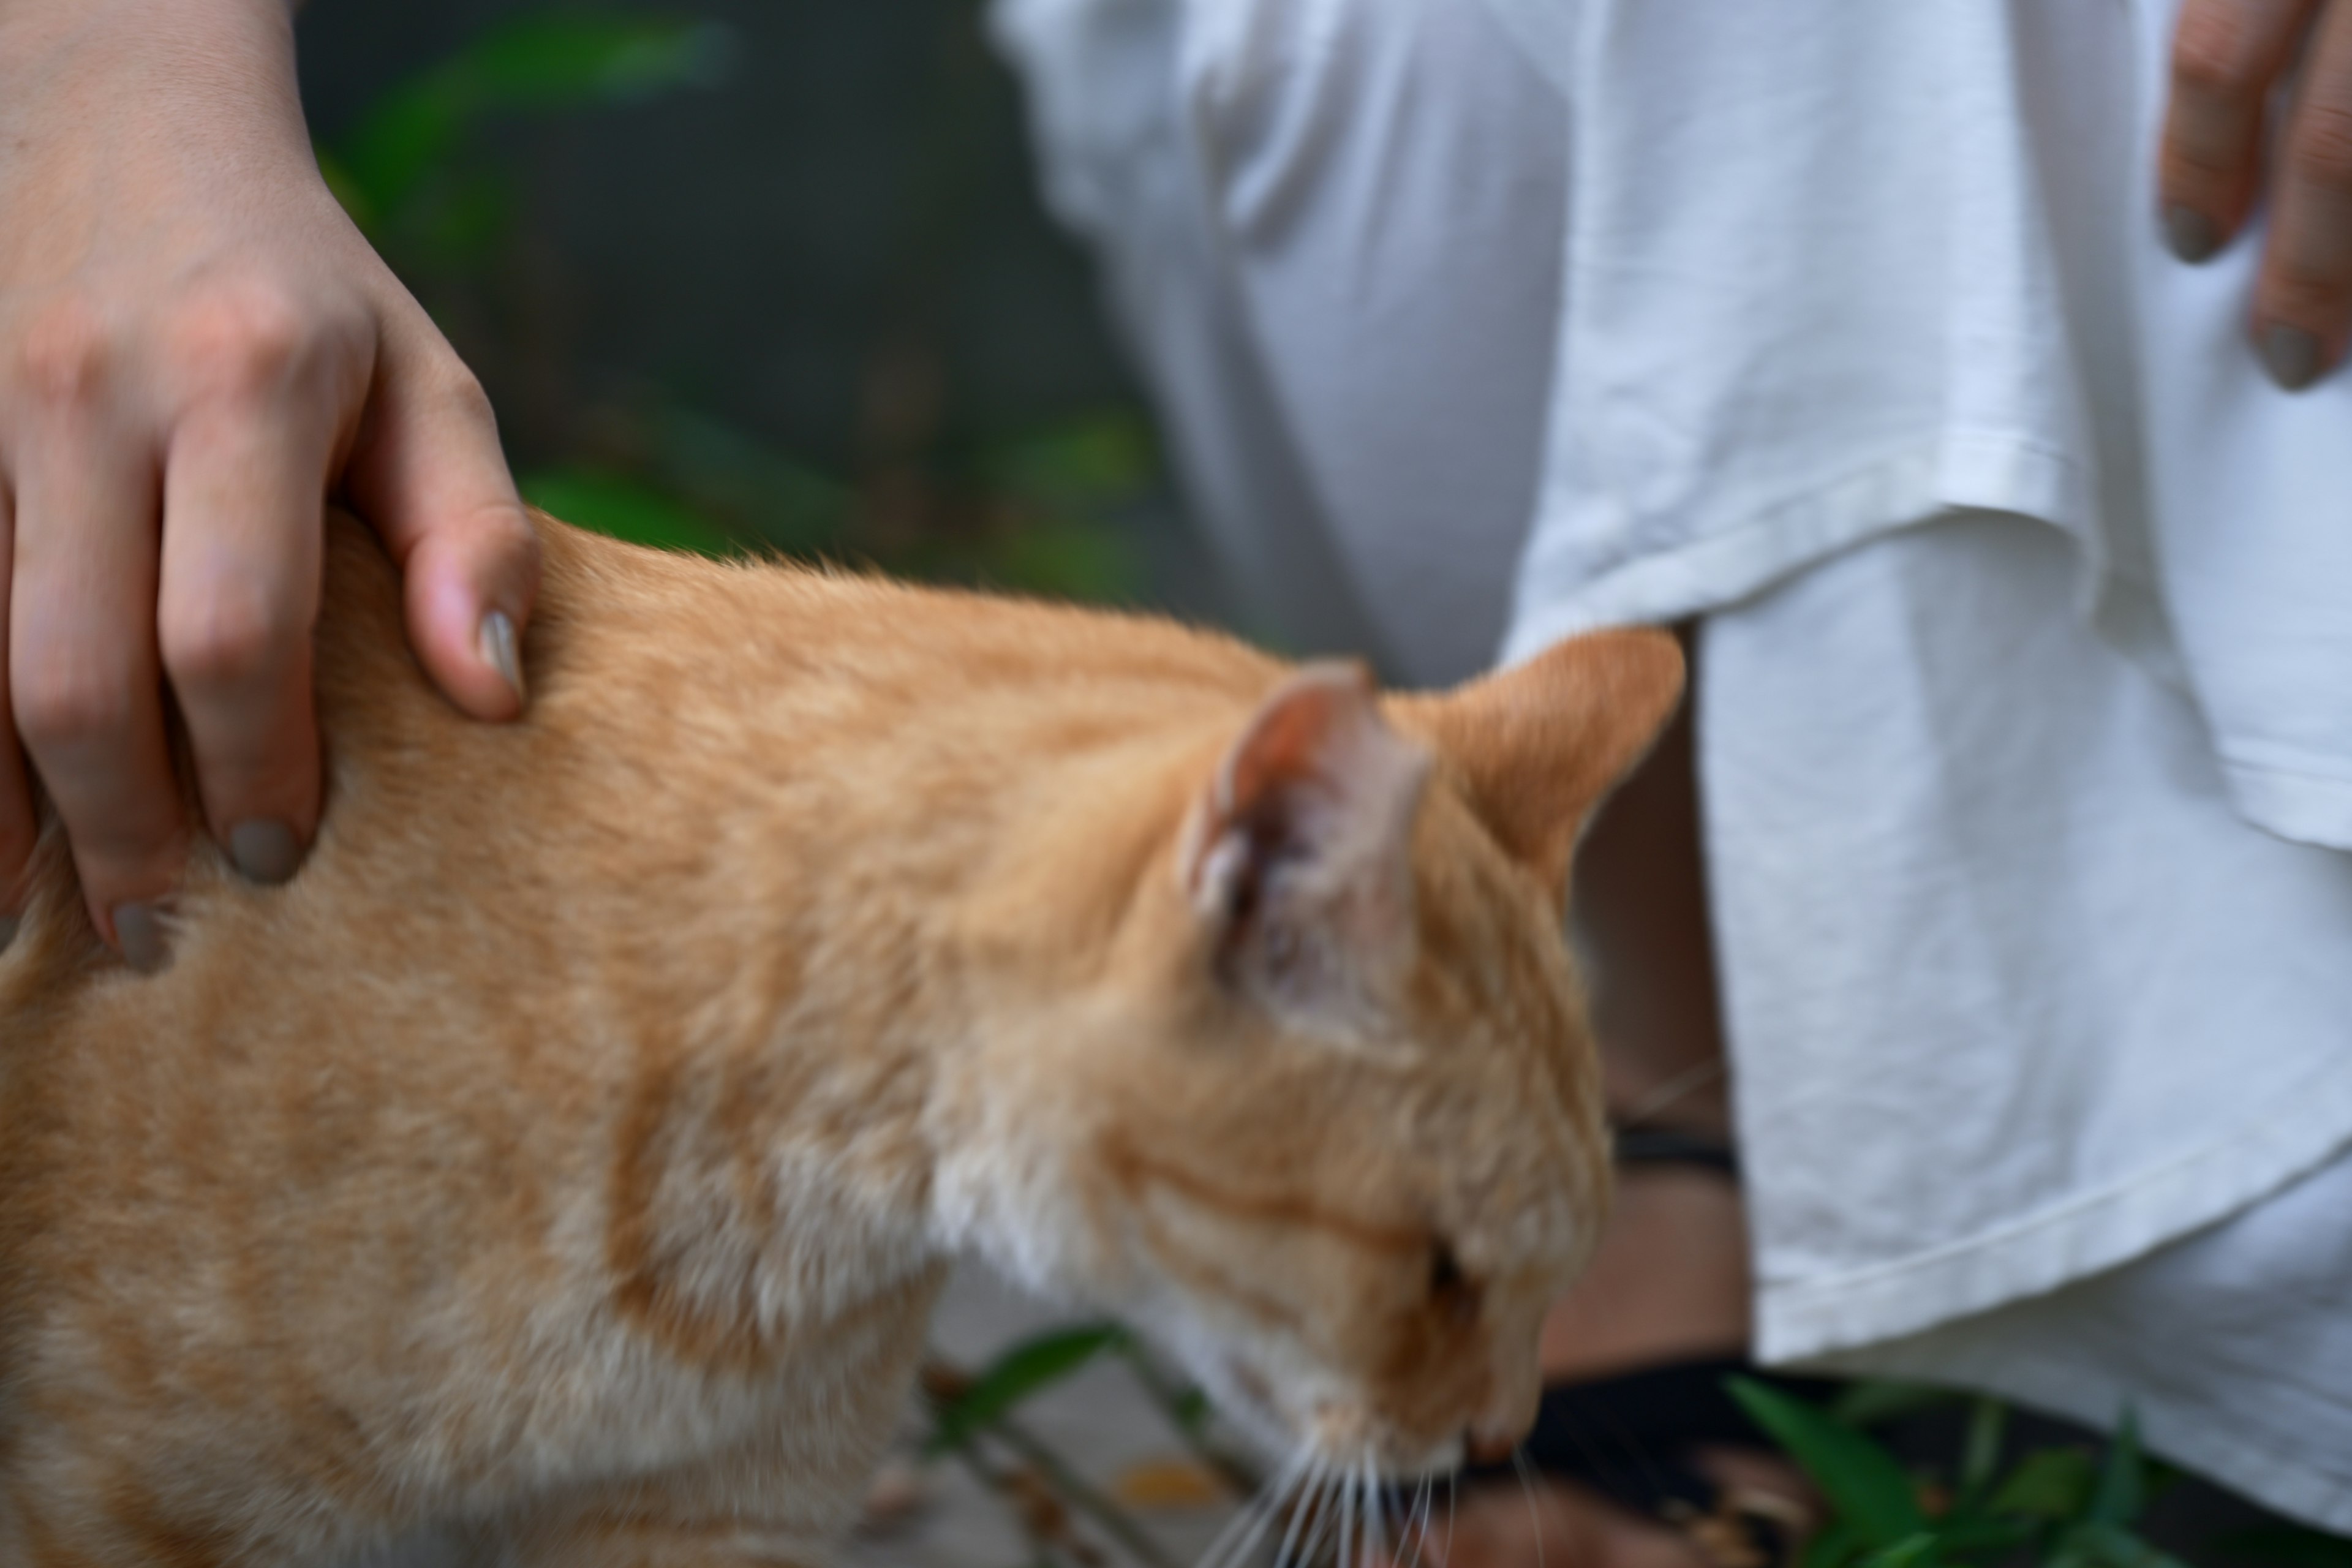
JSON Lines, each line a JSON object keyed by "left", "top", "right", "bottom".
{"left": 336, "top": 11, "right": 731, "bottom": 222}
{"left": 314, "top": 147, "right": 377, "bottom": 233}
{"left": 1925, "top": 1514, "right": 2036, "bottom": 1556}
{"left": 2218, "top": 1525, "right": 2352, "bottom": 1567}
{"left": 462, "top": 12, "right": 734, "bottom": 105}
{"left": 1801, "top": 1515, "right": 1870, "bottom": 1568}
{"left": 986, "top": 411, "right": 1156, "bottom": 511}
{"left": 339, "top": 83, "right": 468, "bottom": 224}
{"left": 521, "top": 467, "right": 740, "bottom": 557}
{"left": 1958, "top": 1396, "right": 2008, "bottom": 1499}
{"left": 985, "top": 520, "right": 1137, "bottom": 603}
{"left": 644, "top": 405, "right": 851, "bottom": 556}
{"left": 2088, "top": 1409, "right": 2146, "bottom": 1526}
{"left": 925, "top": 1324, "right": 1126, "bottom": 1455}
{"left": 1986, "top": 1446, "right": 2097, "bottom": 1520}
{"left": 1830, "top": 1380, "right": 1962, "bottom": 1430}
{"left": 2066, "top": 1521, "right": 2195, "bottom": 1568}
{"left": 1857, "top": 1534, "right": 1940, "bottom": 1568}
{"left": 1728, "top": 1376, "right": 1926, "bottom": 1548}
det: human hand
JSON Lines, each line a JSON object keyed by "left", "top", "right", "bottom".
{"left": 0, "top": 0, "right": 539, "bottom": 967}
{"left": 2163, "top": 0, "right": 2352, "bottom": 389}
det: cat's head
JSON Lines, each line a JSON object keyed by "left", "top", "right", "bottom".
{"left": 939, "top": 630, "right": 1683, "bottom": 1477}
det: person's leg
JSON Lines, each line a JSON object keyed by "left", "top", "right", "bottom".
{"left": 1550, "top": 677, "right": 1751, "bottom": 1382}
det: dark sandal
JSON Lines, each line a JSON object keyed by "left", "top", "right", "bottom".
{"left": 1458, "top": 1126, "right": 1832, "bottom": 1568}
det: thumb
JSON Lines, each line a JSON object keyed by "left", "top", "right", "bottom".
{"left": 342, "top": 322, "right": 540, "bottom": 721}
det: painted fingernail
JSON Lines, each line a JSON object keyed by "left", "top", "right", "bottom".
{"left": 229, "top": 820, "right": 303, "bottom": 887}
{"left": 2164, "top": 205, "right": 2220, "bottom": 263}
{"left": 2261, "top": 324, "right": 2324, "bottom": 391}
{"left": 112, "top": 902, "right": 170, "bottom": 975}
{"left": 479, "top": 609, "right": 527, "bottom": 707}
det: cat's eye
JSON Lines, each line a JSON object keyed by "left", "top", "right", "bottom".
{"left": 1428, "top": 1241, "right": 1479, "bottom": 1324}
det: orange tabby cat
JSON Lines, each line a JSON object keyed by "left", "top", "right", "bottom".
{"left": 0, "top": 511, "right": 1679, "bottom": 1566}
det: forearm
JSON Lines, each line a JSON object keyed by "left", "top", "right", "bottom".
{"left": 0, "top": 0, "right": 304, "bottom": 127}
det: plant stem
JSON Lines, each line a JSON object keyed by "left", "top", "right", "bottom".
{"left": 987, "top": 1412, "right": 1185, "bottom": 1568}
{"left": 1115, "top": 1341, "right": 1264, "bottom": 1497}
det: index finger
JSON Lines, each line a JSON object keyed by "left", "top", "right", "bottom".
{"left": 2253, "top": 0, "right": 2352, "bottom": 386}
{"left": 2160, "top": 0, "right": 2320, "bottom": 260}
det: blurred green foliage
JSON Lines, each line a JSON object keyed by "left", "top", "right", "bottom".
{"left": 1739, "top": 1381, "right": 2352, "bottom": 1568}
{"left": 319, "top": 5, "right": 1148, "bottom": 601}
{"left": 1734, "top": 1381, "right": 2188, "bottom": 1568}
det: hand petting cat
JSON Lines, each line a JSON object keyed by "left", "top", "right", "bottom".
{"left": 0, "top": 0, "right": 537, "bottom": 970}
{"left": 2162, "top": 0, "right": 2352, "bottom": 388}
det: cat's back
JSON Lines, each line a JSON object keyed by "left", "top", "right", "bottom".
{"left": 0, "top": 514, "right": 1281, "bottom": 1552}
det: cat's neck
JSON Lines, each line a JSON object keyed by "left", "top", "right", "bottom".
{"left": 519, "top": 532, "right": 1265, "bottom": 1350}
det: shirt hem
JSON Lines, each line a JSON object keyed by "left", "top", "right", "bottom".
{"left": 2218, "top": 750, "right": 2352, "bottom": 853}
{"left": 1754, "top": 1052, "right": 2352, "bottom": 1364}
{"left": 1499, "top": 428, "right": 2095, "bottom": 665}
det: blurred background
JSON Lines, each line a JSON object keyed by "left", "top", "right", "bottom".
{"left": 296, "top": 0, "right": 1237, "bottom": 619}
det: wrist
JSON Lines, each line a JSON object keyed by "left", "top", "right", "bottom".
{"left": 0, "top": 0, "right": 307, "bottom": 156}
{"left": 0, "top": 0, "right": 298, "bottom": 79}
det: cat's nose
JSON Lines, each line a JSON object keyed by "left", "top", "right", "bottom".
{"left": 1464, "top": 1428, "right": 1517, "bottom": 1466}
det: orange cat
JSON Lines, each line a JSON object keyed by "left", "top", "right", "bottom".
{"left": 0, "top": 513, "right": 1679, "bottom": 1566}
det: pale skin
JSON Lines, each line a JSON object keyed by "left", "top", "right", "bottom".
{"left": 0, "top": 0, "right": 537, "bottom": 970}
{"left": 0, "top": 0, "right": 2343, "bottom": 1562}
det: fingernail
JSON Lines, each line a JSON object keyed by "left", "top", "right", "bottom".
{"left": 229, "top": 820, "right": 303, "bottom": 887}
{"left": 2163, "top": 205, "right": 2221, "bottom": 263}
{"left": 2261, "top": 324, "right": 2324, "bottom": 391}
{"left": 0, "top": 914, "right": 17, "bottom": 954}
{"left": 112, "top": 902, "right": 170, "bottom": 975}
{"left": 479, "top": 609, "right": 527, "bottom": 707}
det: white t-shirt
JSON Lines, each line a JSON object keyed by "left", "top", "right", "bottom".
{"left": 1496, "top": 0, "right": 2352, "bottom": 853}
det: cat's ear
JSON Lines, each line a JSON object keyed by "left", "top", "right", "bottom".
{"left": 1179, "top": 661, "right": 1433, "bottom": 1022}
{"left": 1389, "top": 628, "right": 1684, "bottom": 901}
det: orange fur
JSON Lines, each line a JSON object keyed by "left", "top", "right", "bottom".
{"left": 0, "top": 513, "right": 1681, "bottom": 1566}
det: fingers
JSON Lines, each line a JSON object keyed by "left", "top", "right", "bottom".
{"left": 8, "top": 309, "right": 184, "bottom": 968}
{"left": 2254, "top": 0, "right": 2352, "bottom": 386}
{"left": 157, "top": 286, "right": 350, "bottom": 888}
{"left": 0, "top": 481, "right": 34, "bottom": 942}
{"left": 344, "top": 314, "right": 538, "bottom": 723}
{"left": 2160, "top": 0, "right": 2320, "bottom": 262}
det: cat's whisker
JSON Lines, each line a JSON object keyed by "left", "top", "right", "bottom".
{"left": 1196, "top": 1469, "right": 1261, "bottom": 1568}
{"left": 1197, "top": 1449, "right": 1310, "bottom": 1568}
{"left": 1272, "top": 1457, "right": 1330, "bottom": 1568}
{"left": 1345, "top": 1457, "right": 1364, "bottom": 1568}
{"left": 1399, "top": 1475, "right": 1432, "bottom": 1568}
{"left": 1202, "top": 1449, "right": 1312, "bottom": 1568}
{"left": 1294, "top": 1457, "right": 1345, "bottom": 1568}
{"left": 1511, "top": 1449, "right": 1547, "bottom": 1568}
{"left": 1442, "top": 1469, "right": 1457, "bottom": 1567}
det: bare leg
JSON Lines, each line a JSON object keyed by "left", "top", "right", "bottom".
{"left": 1549, "top": 642, "right": 1749, "bottom": 1381}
